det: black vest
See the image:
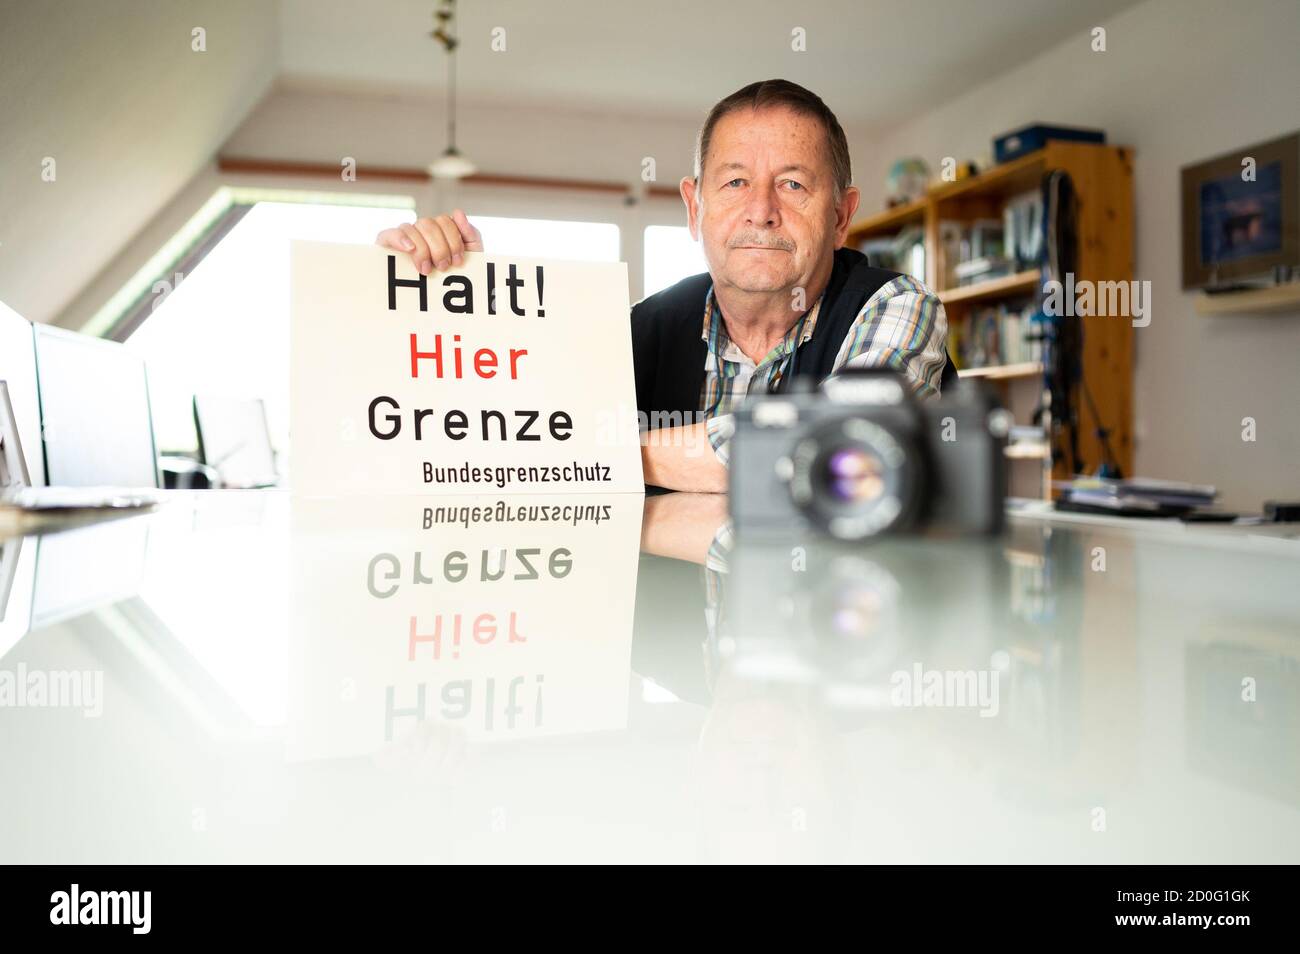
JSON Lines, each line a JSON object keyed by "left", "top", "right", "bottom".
{"left": 630, "top": 247, "right": 955, "bottom": 424}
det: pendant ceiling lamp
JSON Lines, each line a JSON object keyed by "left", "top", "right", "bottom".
{"left": 428, "top": 0, "right": 476, "bottom": 179}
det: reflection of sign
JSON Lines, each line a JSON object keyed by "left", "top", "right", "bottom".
{"left": 287, "top": 495, "right": 642, "bottom": 761}
{"left": 290, "top": 242, "right": 643, "bottom": 495}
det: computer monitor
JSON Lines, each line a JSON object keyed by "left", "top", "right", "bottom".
{"left": 33, "top": 324, "right": 160, "bottom": 488}
{"left": 0, "top": 301, "right": 46, "bottom": 486}
{"left": 193, "top": 395, "right": 278, "bottom": 488}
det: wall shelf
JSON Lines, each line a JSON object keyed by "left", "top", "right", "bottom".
{"left": 1006, "top": 444, "right": 1051, "bottom": 460}
{"left": 939, "top": 270, "right": 1040, "bottom": 306}
{"left": 927, "top": 150, "right": 1048, "bottom": 203}
{"left": 850, "top": 197, "right": 927, "bottom": 239}
{"left": 1195, "top": 284, "right": 1300, "bottom": 315}
{"left": 958, "top": 361, "right": 1043, "bottom": 381}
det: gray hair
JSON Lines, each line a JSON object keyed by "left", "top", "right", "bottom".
{"left": 693, "top": 79, "right": 853, "bottom": 200}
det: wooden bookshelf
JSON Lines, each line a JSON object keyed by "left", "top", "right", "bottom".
{"left": 939, "top": 269, "right": 1039, "bottom": 305}
{"left": 926, "top": 149, "right": 1049, "bottom": 202}
{"left": 851, "top": 196, "right": 927, "bottom": 237}
{"left": 848, "top": 142, "right": 1135, "bottom": 499}
{"left": 1005, "top": 443, "right": 1051, "bottom": 460}
{"left": 958, "top": 361, "right": 1042, "bottom": 381}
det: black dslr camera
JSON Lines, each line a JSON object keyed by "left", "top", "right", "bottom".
{"left": 728, "top": 370, "right": 1009, "bottom": 540}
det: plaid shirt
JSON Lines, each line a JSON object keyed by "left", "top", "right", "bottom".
{"left": 702, "top": 274, "right": 947, "bottom": 465}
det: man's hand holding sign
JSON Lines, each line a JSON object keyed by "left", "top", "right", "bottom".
{"left": 376, "top": 208, "right": 481, "bottom": 275}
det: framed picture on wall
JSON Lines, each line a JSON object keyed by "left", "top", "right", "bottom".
{"left": 1180, "top": 132, "right": 1299, "bottom": 289}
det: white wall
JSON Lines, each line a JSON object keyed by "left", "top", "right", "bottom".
{"left": 223, "top": 82, "right": 704, "bottom": 187}
{"left": 854, "top": 0, "right": 1300, "bottom": 510}
{"left": 0, "top": 0, "right": 279, "bottom": 325}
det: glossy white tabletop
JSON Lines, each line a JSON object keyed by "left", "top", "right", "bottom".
{"left": 1, "top": 491, "right": 1297, "bottom": 863}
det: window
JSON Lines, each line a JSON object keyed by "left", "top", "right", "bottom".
{"left": 126, "top": 201, "right": 407, "bottom": 454}
{"left": 643, "top": 225, "right": 708, "bottom": 297}
{"left": 471, "top": 215, "right": 620, "bottom": 263}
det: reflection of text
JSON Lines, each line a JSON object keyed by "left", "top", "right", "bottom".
{"left": 386, "top": 676, "right": 545, "bottom": 738}
{"left": 423, "top": 501, "right": 612, "bottom": 528}
{"left": 409, "top": 613, "right": 525, "bottom": 660}
{"left": 368, "top": 547, "right": 574, "bottom": 597}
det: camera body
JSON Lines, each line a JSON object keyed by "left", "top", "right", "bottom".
{"left": 729, "top": 370, "right": 1008, "bottom": 540}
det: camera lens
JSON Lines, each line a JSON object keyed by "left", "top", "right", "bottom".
{"left": 808, "top": 557, "right": 905, "bottom": 689}
{"left": 827, "top": 586, "right": 884, "bottom": 639}
{"left": 823, "top": 446, "right": 886, "bottom": 505}
{"left": 788, "top": 416, "right": 923, "bottom": 539}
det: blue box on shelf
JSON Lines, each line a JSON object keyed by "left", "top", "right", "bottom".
{"left": 993, "top": 123, "right": 1106, "bottom": 164}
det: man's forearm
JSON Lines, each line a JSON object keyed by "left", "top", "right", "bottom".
{"left": 640, "top": 422, "right": 727, "bottom": 493}
{"left": 639, "top": 492, "right": 730, "bottom": 562}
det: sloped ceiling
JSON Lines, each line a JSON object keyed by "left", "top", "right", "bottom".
{"left": 0, "top": 0, "right": 278, "bottom": 324}
{"left": 1, "top": 0, "right": 1146, "bottom": 325}
{"left": 275, "top": 0, "right": 1144, "bottom": 125}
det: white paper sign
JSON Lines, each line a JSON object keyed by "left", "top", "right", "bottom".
{"left": 290, "top": 242, "right": 643, "bottom": 495}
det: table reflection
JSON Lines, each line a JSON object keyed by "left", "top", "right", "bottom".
{"left": 0, "top": 491, "right": 1297, "bottom": 862}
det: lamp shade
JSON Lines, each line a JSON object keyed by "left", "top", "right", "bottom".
{"left": 428, "top": 147, "right": 477, "bottom": 180}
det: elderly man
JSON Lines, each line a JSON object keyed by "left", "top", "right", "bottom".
{"left": 377, "top": 79, "right": 951, "bottom": 493}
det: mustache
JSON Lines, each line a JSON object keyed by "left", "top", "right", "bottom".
{"left": 727, "top": 232, "right": 794, "bottom": 251}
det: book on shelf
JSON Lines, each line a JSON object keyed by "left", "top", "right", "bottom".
{"left": 947, "top": 301, "right": 1044, "bottom": 371}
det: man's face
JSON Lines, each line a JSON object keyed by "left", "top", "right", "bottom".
{"left": 683, "top": 105, "right": 859, "bottom": 296}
